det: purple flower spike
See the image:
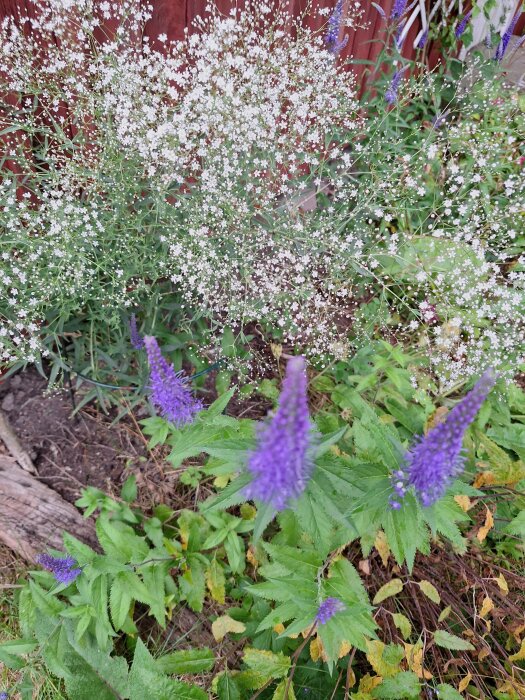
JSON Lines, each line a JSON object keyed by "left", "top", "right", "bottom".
{"left": 316, "top": 597, "right": 346, "bottom": 624}
{"left": 385, "top": 66, "right": 408, "bottom": 104}
{"left": 0, "top": 692, "right": 8, "bottom": 700}
{"left": 36, "top": 553, "right": 81, "bottom": 585}
{"left": 129, "top": 313, "right": 144, "bottom": 350}
{"left": 325, "top": 0, "right": 349, "bottom": 55}
{"left": 391, "top": 370, "right": 496, "bottom": 508}
{"left": 244, "top": 356, "right": 313, "bottom": 511}
{"left": 494, "top": 10, "right": 522, "bottom": 61}
{"left": 390, "top": 0, "right": 408, "bottom": 20}
{"left": 143, "top": 336, "right": 203, "bottom": 427}
{"left": 455, "top": 10, "right": 472, "bottom": 39}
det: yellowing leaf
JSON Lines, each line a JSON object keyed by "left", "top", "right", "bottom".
{"left": 365, "top": 641, "right": 400, "bottom": 678}
{"left": 213, "top": 474, "right": 231, "bottom": 488}
{"left": 392, "top": 613, "right": 412, "bottom": 640}
{"left": 374, "top": 530, "right": 390, "bottom": 566}
{"left": 273, "top": 623, "right": 285, "bottom": 635}
{"left": 310, "top": 636, "right": 324, "bottom": 662}
{"left": 206, "top": 559, "right": 226, "bottom": 605}
{"left": 454, "top": 495, "right": 473, "bottom": 512}
{"left": 358, "top": 674, "right": 383, "bottom": 693}
{"left": 476, "top": 433, "right": 525, "bottom": 485}
{"left": 419, "top": 580, "right": 440, "bottom": 604}
{"left": 478, "top": 647, "right": 490, "bottom": 661}
{"left": 425, "top": 406, "right": 449, "bottom": 433}
{"left": 272, "top": 678, "right": 296, "bottom": 700}
{"left": 373, "top": 578, "right": 404, "bottom": 604}
{"left": 509, "top": 639, "right": 525, "bottom": 662}
{"left": 438, "top": 605, "right": 452, "bottom": 623}
{"left": 246, "top": 546, "right": 259, "bottom": 569}
{"left": 477, "top": 507, "right": 494, "bottom": 543}
{"left": 479, "top": 597, "right": 494, "bottom": 619}
{"left": 270, "top": 343, "right": 283, "bottom": 361}
{"left": 404, "top": 642, "right": 433, "bottom": 680}
{"left": 459, "top": 672, "right": 472, "bottom": 693}
{"left": 495, "top": 574, "right": 509, "bottom": 595}
{"left": 473, "top": 471, "right": 495, "bottom": 488}
{"left": 339, "top": 641, "right": 352, "bottom": 659}
{"left": 212, "top": 615, "right": 246, "bottom": 642}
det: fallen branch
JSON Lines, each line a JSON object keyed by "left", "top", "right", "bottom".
{"left": 0, "top": 455, "right": 96, "bottom": 561}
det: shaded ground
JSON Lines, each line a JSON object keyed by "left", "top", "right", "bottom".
{"left": 0, "top": 368, "right": 159, "bottom": 506}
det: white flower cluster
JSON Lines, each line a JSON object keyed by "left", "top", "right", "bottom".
{"left": 0, "top": 0, "right": 362, "bottom": 363}
{"left": 0, "top": 0, "right": 523, "bottom": 385}
{"left": 337, "top": 81, "right": 525, "bottom": 385}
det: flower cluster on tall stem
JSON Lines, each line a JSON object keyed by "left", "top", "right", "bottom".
{"left": 144, "top": 336, "right": 203, "bottom": 427}
{"left": 390, "top": 370, "right": 496, "bottom": 508}
{"left": 244, "top": 356, "right": 314, "bottom": 511}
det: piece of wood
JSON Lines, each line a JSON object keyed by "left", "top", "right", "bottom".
{"left": 0, "top": 455, "right": 96, "bottom": 561}
{"left": 0, "top": 409, "right": 36, "bottom": 474}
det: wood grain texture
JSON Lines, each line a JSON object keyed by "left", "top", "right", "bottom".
{"left": 0, "top": 455, "right": 96, "bottom": 562}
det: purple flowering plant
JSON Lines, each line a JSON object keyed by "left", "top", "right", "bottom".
{"left": 36, "top": 553, "right": 81, "bottom": 585}
{"left": 244, "top": 356, "right": 314, "bottom": 512}
{"left": 144, "top": 335, "right": 203, "bottom": 428}
{"left": 390, "top": 371, "right": 496, "bottom": 509}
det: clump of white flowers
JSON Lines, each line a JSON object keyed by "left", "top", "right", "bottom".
{"left": 0, "top": 0, "right": 362, "bottom": 364}
{"left": 0, "top": 0, "right": 523, "bottom": 385}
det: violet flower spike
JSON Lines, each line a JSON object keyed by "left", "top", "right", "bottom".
{"left": 244, "top": 356, "right": 313, "bottom": 511}
{"left": 385, "top": 66, "right": 408, "bottom": 104}
{"left": 494, "top": 9, "right": 522, "bottom": 61}
{"left": 36, "top": 553, "right": 81, "bottom": 585}
{"left": 390, "top": 0, "right": 408, "bottom": 20}
{"left": 455, "top": 10, "right": 472, "bottom": 39}
{"left": 143, "top": 335, "right": 203, "bottom": 427}
{"left": 129, "top": 313, "right": 144, "bottom": 350}
{"left": 0, "top": 692, "right": 8, "bottom": 700}
{"left": 390, "top": 370, "right": 496, "bottom": 509}
{"left": 325, "top": 0, "right": 349, "bottom": 55}
{"left": 316, "top": 597, "right": 346, "bottom": 624}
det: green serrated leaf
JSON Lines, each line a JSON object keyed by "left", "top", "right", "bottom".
{"left": 372, "top": 671, "right": 420, "bottom": 699}
{"left": 156, "top": 648, "right": 215, "bottom": 675}
{"left": 433, "top": 630, "right": 474, "bottom": 651}
{"left": 217, "top": 673, "right": 241, "bottom": 700}
{"left": 434, "top": 683, "right": 463, "bottom": 700}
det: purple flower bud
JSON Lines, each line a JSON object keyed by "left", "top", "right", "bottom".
{"left": 244, "top": 356, "right": 314, "bottom": 511}
{"left": 385, "top": 66, "right": 408, "bottom": 104}
{"left": 129, "top": 313, "right": 144, "bottom": 350}
{"left": 316, "top": 597, "right": 346, "bottom": 624}
{"left": 36, "top": 553, "right": 81, "bottom": 585}
{"left": 390, "top": 0, "right": 408, "bottom": 20}
{"left": 143, "top": 336, "right": 203, "bottom": 427}
{"left": 455, "top": 10, "right": 472, "bottom": 39}
{"left": 325, "top": 0, "right": 349, "bottom": 55}
{"left": 494, "top": 10, "right": 522, "bottom": 61}
{"left": 391, "top": 371, "right": 496, "bottom": 508}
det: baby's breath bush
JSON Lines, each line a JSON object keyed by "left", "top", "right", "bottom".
{"left": 0, "top": 0, "right": 524, "bottom": 386}
{"left": 0, "top": 0, "right": 362, "bottom": 366}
